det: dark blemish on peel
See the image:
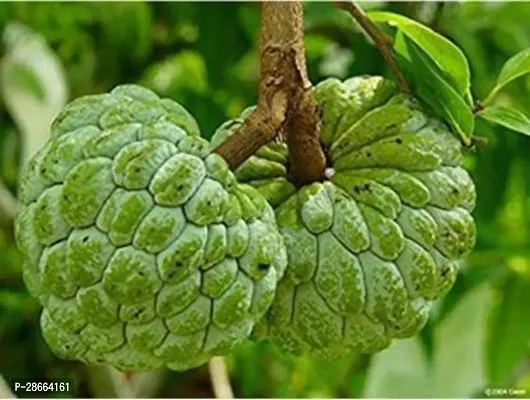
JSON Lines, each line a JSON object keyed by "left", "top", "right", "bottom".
{"left": 257, "top": 263, "right": 269, "bottom": 271}
{"left": 133, "top": 307, "right": 144, "bottom": 318}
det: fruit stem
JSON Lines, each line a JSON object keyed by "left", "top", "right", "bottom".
{"left": 336, "top": 1, "right": 411, "bottom": 94}
{"left": 215, "top": 1, "right": 327, "bottom": 186}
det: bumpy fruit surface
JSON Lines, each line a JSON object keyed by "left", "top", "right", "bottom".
{"left": 15, "top": 84, "right": 287, "bottom": 372}
{"left": 211, "top": 76, "right": 477, "bottom": 358}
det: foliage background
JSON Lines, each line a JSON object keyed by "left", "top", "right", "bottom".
{"left": 0, "top": 2, "right": 529, "bottom": 398}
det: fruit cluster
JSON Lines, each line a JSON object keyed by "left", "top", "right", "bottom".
{"left": 15, "top": 77, "right": 476, "bottom": 371}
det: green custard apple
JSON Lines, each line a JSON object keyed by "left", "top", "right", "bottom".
{"left": 210, "top": 76, "right": 477, "bottom": 359}
{"left": 15, "top": 84, "right": 287, "bottom": 372}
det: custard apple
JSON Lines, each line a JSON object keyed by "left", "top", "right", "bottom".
{"left": 15, "top": 84, "right": 287, "bottom": 372}
{"left": 210, "top": 76, "right": 477, "bottom": 358}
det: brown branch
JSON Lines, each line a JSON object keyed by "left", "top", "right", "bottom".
{"left": 336, "top": 1, "right": 411, "bottom": 94}
{"left": 208, "top": 357, "right": 234, "bottom": 399}
{"left": 215, "top": 1, "right": 326, "bottom": 185}
{"left": 214, "top": 98, "right": 287, "bottom": 171}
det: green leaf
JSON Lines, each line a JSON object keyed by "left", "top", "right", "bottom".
{"left": 1, "top": 23, "right": 68, "bottom": 163}
{"left": 364, "top": 284, "right": 492, "bottom": 398}
{"left": 498, "top": 48, "right": 530, "bottom": 87}
{"left": 193, "top": 3, "right": 249, "bottom": 86}
{"left": 5, "top": 63, "right": 46, "bottom": 101}
{"left": 394, "top": 31, "right": 474, "bottom": 145}
{"left": 433, "top": 283, "right": 492, "bottom": 397}
{"left": 487, "top": 275, "right": 530, "bottom": 386}
{"left": 478, "top": 105, "right": 530, "bottom": 136}
{"left": 140, "top": 50, "right": 208, "bottom": 97}
{"left": 98, "top": 3, "right": 153, "bottom": 61}
{"left": 368, "top": 11, "right": 471, "bottom": 97}
{"left": 483, "top": 48, "right": 530, "bottom": 106}
{"left": 364, "top": 337, "right": 434, "bottom": 398}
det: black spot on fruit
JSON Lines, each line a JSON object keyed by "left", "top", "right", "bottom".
{"left": 395, "top": 138, "right": 403, "bottom": 144}
{"left": 133, "top": 307, "right": 144, "bottom": 318}
{"left": 366, "top": 152, "right": 372, "bottom": 158}
{"left": 83, "top": 236, "right": 89, "bottom": 243}
{"left": 258, "top": 263, "right": 269, "bottom": 271}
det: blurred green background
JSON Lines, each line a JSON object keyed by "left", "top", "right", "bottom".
{"left": 0, "top": 2, "right": 529, "bottom": 398}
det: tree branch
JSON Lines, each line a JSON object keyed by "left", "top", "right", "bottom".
{"left": 336, "top": 1, "right": 411, "bottom": 94}
{"left": 215, "top": 0, "right": 326, "bottom": 185}
{"left": 208, "top": 357, "right": 234, "bottom": 399}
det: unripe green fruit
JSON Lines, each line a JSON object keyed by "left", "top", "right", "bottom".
{"left": 211, "top": 76, "right": 477, "bottom": 358}
{"left": 15, "top": 84, "right": 287, "bottom": 372}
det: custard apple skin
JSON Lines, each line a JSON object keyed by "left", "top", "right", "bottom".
{"left": 210, "top": 76, "right": 476, "bottom": 358}
{"left": 15, "top": 84, "right": 287, "bottom": 372}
